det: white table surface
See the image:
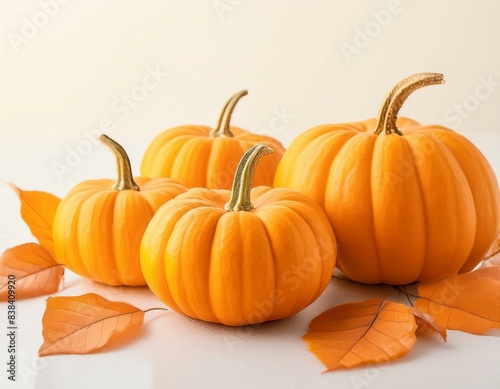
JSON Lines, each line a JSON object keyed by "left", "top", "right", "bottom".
{"left": 0, "top": 135, "right": 499, "bottom": 389}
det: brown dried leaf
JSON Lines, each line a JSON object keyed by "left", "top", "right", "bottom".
{"left": 415, "top": 267, "right": 500, "bottom": 335}
{"left": 0, "top": 243, "right": 64, "bottom": 300}
{"left": 303, "top": 299, "right": 417, "bottom": 371}
{"left": 411, "top": 307, "right": 447, "bottom": 341}
{"left": 9, "top": 184, "right": 60, "bottom": 256}
{"left": 39, "top": 293, "right": 146, "bottom": 356}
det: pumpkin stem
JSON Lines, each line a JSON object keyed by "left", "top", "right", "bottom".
{"left": 210, "top": 90, "right": 248, "bottom": 138}
{"left": 372, "top": 73, "right": 445, "bottom": 136}
{"left": 99, "top": 134, "right": 140, "bottom": 191}
{"left": 225, "top": 143, "right": 273, "bottom": 212}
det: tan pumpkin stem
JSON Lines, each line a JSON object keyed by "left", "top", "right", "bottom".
{"left": 225, "top": 143, "right": 273, "bottom": 212}
{"left": 210, "top": 90, "right": 248, "bottom": 138}
{"left": 373, "top": 73, "right": 445, "bottom": 136}
{"left": 99, "top": 134, "right": 140, "bottom": 191}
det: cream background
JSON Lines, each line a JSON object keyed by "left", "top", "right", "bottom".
{"left": 0, "top": 1, "right": 499, "bottom": 388}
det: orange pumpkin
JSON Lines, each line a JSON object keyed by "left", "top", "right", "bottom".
{"left": 140, "top": 144, "right": 336, "bottom": 326}
{"left": 274, "top": 73, "right": 500, "bottom": 285}
{"left": 53, "top": 135, "right": 186, "bottom": 286}
{"left": 140, "top": 90, "right": 285, "bottom": 189}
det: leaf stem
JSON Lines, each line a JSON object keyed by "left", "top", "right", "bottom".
{"left": 143, "top": 307, "right": 169, "bottom": 314}
{"left": 394, "top": 285, "right": 417, "bottom": 306}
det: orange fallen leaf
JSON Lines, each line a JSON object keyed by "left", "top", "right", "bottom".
{"left": 0, "top": 243, "right": 64, "bottom": 300}
{"left": 303, "top": 299, "right": 417, "bottom": 371}
{"left": 39, "top": 293, "right": 166, "bottom": 356}
{"left": 474, "top": 266, "right": 500, "bottom": 281}
{"left": 415, "top": 268, "right": 500, "bottom": 335}
{"left": 411, "top": 307, "right": 447, "bottom": 341}
{"left": 9, "top": 184, "right": 60, "bottom": 256}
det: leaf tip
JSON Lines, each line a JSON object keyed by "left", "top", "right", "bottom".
{"left": 6, "top": 182, "right": 20, "bottom": 196}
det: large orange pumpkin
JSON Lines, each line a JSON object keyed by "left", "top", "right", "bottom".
{"left": 140, "top": 90, "right": 285, "bottom": 189}
{"left": 140, "top": 144, "right": 337, "bottom": 326}
{"left": 53, "top": 135, "right": 186, "bottom": 286}
{"left": 274, "top": 73, "right": 500, "bottom": 285}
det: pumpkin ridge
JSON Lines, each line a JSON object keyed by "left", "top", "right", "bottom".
{"left": 325, "top": 133, "right": 383, "bottom": 283}
{"left": 207, "top": 209, "right": 226, "bottom": 324}
{"left": 205, "top": 138, "right": 226, "bottom": 189}
{"left": 141, "top": 189, "right": 166, "bottom": 215}
{"left": 141, "top": 201, "right": 192, "bottom": 310}
{"left": 369, "top": 135, "right": 384, "bottom": 283}
{"left": 407, "top": 133, "right": 476, "bottom": 280}
{"left": 206, "top": 212, "right": 239, "bottom": 324}
{"left": 158, "top": 135, "right": 202, "bottom": 178}
{"left": 111, "top": 192, "right": 128, "bottom": 285}
{"left": 324, "top": 132, "right": 371, "bottom": 206}
{"left": 112, "top": 191, "right": 152, "bottom": 285}
{"left": 253, "top": 215, "right": 278, "bottom": 321}
{"left": 204, "top": 140, "right": 216, "bottom": 189}
{"left": 200, "top": 208, "right": 226, "bottom": 323}
{"left": 172, "top": 136, "right": 213, "bottom": 188}
{"left": 254, "top": 205, "right": 298, "bottom": 319}
{"left": 141, "top": 126, "right": 211, "bottom": 173}
{"left": 416, "top": 130, "right": 488, "bottom": 271}
{"left": 425, "top": 129, "right": 500, "bottom": 272}
{"left": 64, "top": 180, "right": 114, "bottom": 196}
{"left": 166, "top": 206, "right": 223, "bottom": 321}
{"left": 290, "top": 203, "right": 333, "bottom": 308}
{"left": 54, "top": 190, "right": 88, "bottom": 270}
{"left": 157, "top": 204, "right": 199, "bottom": 312}
{"left": 257, "top": 200, "right": 332, "bottom": 315}
{"left": 63, "top": 191, "right": 92, "bottom": 277}
{"left": 400, "top": 135, "right": 427, "bottom": 282}
{"left": 302, "top": 130, "right": 359, "bottom": 208}
{"left": 433, "top": 135, "right": 479, "bottom": 251}
{"left": 78, "top": 190, "right": 119, "bottom": 284}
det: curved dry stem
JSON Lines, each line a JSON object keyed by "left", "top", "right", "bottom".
{"left": 372, "top": 73, "right": 445, "bottom": 136}
{"left": 99, "top": 135, "right": 140, "bottom": 191}
{"left": 210, "top": 90, "right": 248, "bottom": 138}
{"left": 225, "top": 144, "right": 273, "bottom": 212}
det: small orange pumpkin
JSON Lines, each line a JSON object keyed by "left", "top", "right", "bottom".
{"left": 140, "top": 90, "right": 285, "bottom": 189}
{"left": 53, "top": 135, "right": 186, "bottom": 286}
{"left": 274, "top": 72, "right": 500, "bottom": 285}
{"left": 140, "top": 144, "right": 336, "bottom": 326}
